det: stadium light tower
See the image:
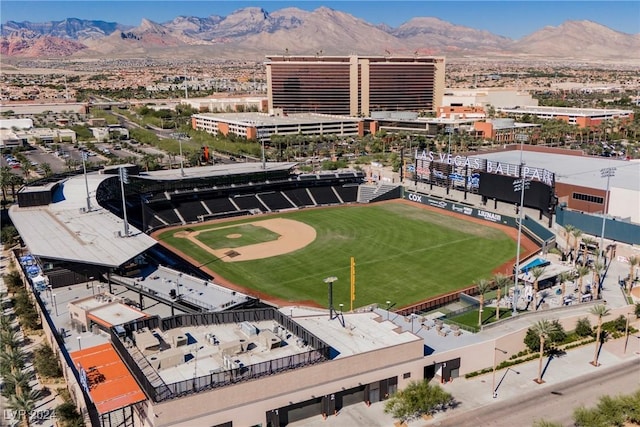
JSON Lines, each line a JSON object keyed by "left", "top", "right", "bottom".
{"left": 119, "top": 166, "right": 130, "bottom": 237}
{"left": 598, "top": 167, "right": 616, "bottom": 266}
{"left": 512, "top": 133, "right": 529, "bottom": 316}
{"left": 323, "top": 276, "right": 338, "bottom": 320}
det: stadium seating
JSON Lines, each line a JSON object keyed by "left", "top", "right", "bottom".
{"left": 232, "top": 194, "right": 267, "bottom": 212}
{"left": 174, "top": 200, "right": 208, "bottom": 223}
{"left": 257, "top": 192, "right": 296, "bottom": 211}
{"left": 308, "top": 186, "right": 340, "bottom": 205}
{"left": 203, "top": 198, "right": 239, "bottom": 215}
{"left": 333, "top": 185, "right": 358, "bottom": 203}
{"left": 283, "top": 188, "right": 315, "bottom": 207}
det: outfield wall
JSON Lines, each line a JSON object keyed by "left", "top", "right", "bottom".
{"left": 403, "top": 190, "right": 517, "bottom": 228}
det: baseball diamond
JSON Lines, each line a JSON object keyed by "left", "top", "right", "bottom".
{"left": 155, "top": 201, "right": 525, "bottom": 309}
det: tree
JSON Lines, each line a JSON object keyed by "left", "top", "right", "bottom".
{"left": 1, "top": 369, "right": 32, "bottom": 399}
{"left": 576, "top": 265, "right": 591, "bottom": 294}
{"left": 384, "top": 380, "right": 454, "bottom": 423}
{"left": 628, "top": 256, "right": 639, "bottom": 293}
{"left": 493, "top": 273, "right": 510, "bottom": 320}
{"left": 530, "top": 266, "right": 546, "bottom": 311}
{"left": 530, "top": 319, "right": 560, "bottom": 384}
{"left": 34, "top": 344, "right": 62, "bottom": 378}
{"left": 557, "top": 271, "right": 572, "bottom": 301}
{"left": 56, "top": 401, "right": 85, "bottom": 426}
{"left": 575, "top": 317, "right": 593, "bottom": 337}
{"left": 592, "top": 261, "right": 605, "bottom": 300}
{"left": 571, "top": 228, "right": 583, "bottom": 264}
{"left": 581, "top": 237, "right": 597, "bottom": 265}
{"left": 40, "top": 162, "right": 52, "bottom": 177}
{"left": 0, "top": 166, "right": 12, "bottom": 203}
{"left": 590, "top": 304, "right": 610, "bottom": 367}
{"left": 7, "top": 388, "right": 40, "bottom": 427}
{"left": 473, "top": 279, "right": 491, "bottom": 327}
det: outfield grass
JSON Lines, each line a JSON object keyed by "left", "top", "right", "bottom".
{"left": 158, "top": 202, "right": 517, "bottom": 308}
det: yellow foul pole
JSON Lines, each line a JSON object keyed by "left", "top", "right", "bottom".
{"left": 350, "top": 257, "right": 356, "bottom": 311}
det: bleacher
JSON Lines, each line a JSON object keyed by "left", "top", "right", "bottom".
{"left": 308, "top": 186, "right": 341, "bottom": 205}
{"left": 334, "top": 185, "right": 358, "bottom": 203}
{"left": 149, "top": 201, "right": 182, "bottom": 227}
{"left": 257, "top": 192, "right": 295, "bottom": 211}
{"left": 357, "top": 185, "right": 377, "bottom": 203}
{"left": 203, "top": 198, "right": 239, "bottom": 215}
{"left": 283, "top": 188, "right": 315, "bottom": 207}
{"left": 174, "top": 200, "right": 208, "bottom": 223}
{"left": 232, "top": 194, "right": 266, "bottom": 212}
{"left": 112, "top": 169, "right": 373, "bottom": 232}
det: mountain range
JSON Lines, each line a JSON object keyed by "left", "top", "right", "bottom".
{"left": 2, "top": 7, "right": 639, "bottom": 62}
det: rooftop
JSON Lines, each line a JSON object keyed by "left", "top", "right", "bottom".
{"left": 138, "top": 161, "right": 297, "bottom": 181}
{"left": 193, "top": 112, "right": 362, "bottom": 126}
{"left": 473, "top": 149, "right": 640, "bottom": 192}
{"left": 9, "top": 173, "right": 156, "bottom": 267}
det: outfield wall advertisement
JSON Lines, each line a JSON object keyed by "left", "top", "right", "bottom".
{"left": 404, "top": 191, "right": 517, "bottom": 227}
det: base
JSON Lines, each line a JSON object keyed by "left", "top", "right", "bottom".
{"left": 589, "top": 361, "right": 601, "bottom": 367}
{"left": 533, "top": 378, "right": 546, "bottom": 384}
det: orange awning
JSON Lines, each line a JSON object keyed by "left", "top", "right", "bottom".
{"left": 70, "top": 343, "right": 146, "bottom": 414}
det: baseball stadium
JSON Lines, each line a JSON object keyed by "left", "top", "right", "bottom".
{"left": 7, "top": 157, "right": 558, "bottom": 426}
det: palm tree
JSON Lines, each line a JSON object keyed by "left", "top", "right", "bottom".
{"left": 531, "top": 319, "right": 560, "bottom": 384}
{"left": 576, "top": 265, "right": 592, "bottom": 294}
{"left": 571, "top": 228, "right": 583, "bottom": 264}
{"left": 590, "top": 304, "right": 611, "bottom": 367}
{"left": 0, "top": 166, "right": 12, "bottom": 203}
{"left": 581, "top": 237, "right": 597, "bottom": 265}
{"left": 628, "top": 256, "right": 639, "bottom": 293}
{"left": 563, "top": 224, "right": 576, "bottom": 254}
{"left": 493, "top": 273, "right": 510, "bottom": 320}
{"left": 7, "top": 388, "right": 40, "bottom": 427}
{"left": 0, "top": 346, "right": 27, "bottom": 379}
{"left": 0, "top": 329, "right": 20, "bottom": 353}
{"left": 3, "top": 369, "right": 32, "bottom": 398}
{"left": 474, "top": 279, "right": 491, "bottom": 328}
{"left": 530, "top": 266, "right": 546, "bottom": 311}
{"left": 39, "top": 162, "right": 52, "bottom": 178}
{"left": 557, "top": 271, "right": 572, "bottom": 301}
{"left": 592, "top": 261, "right": 605, "bottom": 300}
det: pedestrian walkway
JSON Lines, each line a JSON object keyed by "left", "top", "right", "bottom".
{"left": 0, "top": 251, "right": 65, "bottom": 427}
{"left": 427, "top": 329, "right": 640, "bottom": 426}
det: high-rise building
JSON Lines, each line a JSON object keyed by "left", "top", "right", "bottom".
{"left": 265, "top": 55, "right": 446, "bottom": 117}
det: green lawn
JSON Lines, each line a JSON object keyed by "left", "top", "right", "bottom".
{"left": 448, "top": 308, "right": 515, "bottom": 331}
{"left": 158, "top": 202, "right": 517, "bottom": 308}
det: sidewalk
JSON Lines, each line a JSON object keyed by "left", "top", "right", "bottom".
{"left": 0, "top": 251, "right": 65, "bottom": 427}
{"left": 427, "top": 329, "right": 640, "bottom": 425}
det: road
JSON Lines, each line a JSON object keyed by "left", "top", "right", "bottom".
{"left": 432, "top": 358, "right": 640, "bottom": 426}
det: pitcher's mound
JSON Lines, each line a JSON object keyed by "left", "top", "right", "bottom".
{"left": 227, "top": 234, "right": 242, "bottom": 239}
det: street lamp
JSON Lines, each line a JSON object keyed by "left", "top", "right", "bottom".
{"left": 598, "top": 167, "right": 616, "bottom": 267}
{"left": 386, "top": 300, "right": 391, "bottom": 320}
{"left": 624, "top": 312, "right": 633, "bottom": 354}
{"left": 445, "top": 126, "right": 454, "bottom": 157}
{"left": 77, "top": 336, "right": 82, "bottom": 351}
{"left": 492, "top": 347, "right": 508, "bottom": 398}
{"left": 178, "top": 134, "right": 185, "bottom": 177}
{"left": 52, "top": 293, "right": 58, "bottom": 316}
{"left": 323, "top": 276, "right": 338, "bottom": 320}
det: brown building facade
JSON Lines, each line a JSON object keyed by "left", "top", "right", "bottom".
{"left": 265, "top": 55, "right": 446, "bottom": 117}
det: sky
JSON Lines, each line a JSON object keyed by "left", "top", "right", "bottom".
{"left": 1, "top": 1, "right": 639, "bottom": 40}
